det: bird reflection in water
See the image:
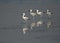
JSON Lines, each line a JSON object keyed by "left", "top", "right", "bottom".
{"left": 22, "top": 27, "right": 29, "bottom": 35}
{"left": 36, "top": 9, "right": 44, "bottom": 16}
{"left": 30, "top": 22, "right": 36, "bottom": 29}
{"left": 47, "top": 20, "right": 52, "bottom": 28}
{"left": 36, "top": 20, "right": 43, "bottom": 27}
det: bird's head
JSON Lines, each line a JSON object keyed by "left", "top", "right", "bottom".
{"left": 36, "top": 9, "right": 39, "bottom": 12}
{"left": 23, "top": 13, "right": 25, "bottom": 16}
{"left": 30, "top": 9, "right": 33, "bottom": 12}
{"left": 47, "top": 9, "right": 49, "bottom": 11}
{"left": 47, "top": 9, "right": 51, "bottom": 12}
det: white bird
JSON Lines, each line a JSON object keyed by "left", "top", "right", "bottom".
{"left": 23, "top": 27, "right": 29, "bottom": 34}
{"left": 22, "top": 13, "right": 29, "bottom": 21}
{"left": 36, "top": 20, "right": 43, "bottom": 27}
{"left": 47, "top": 9, "right": 53, "bottom": 17}
{"left": 47, "top": 20, "right": 52, "bottom": 28}
{"left": 30, "top": 9, "right": 36, "bottom": 17}
{"left": 36, "top": 10, "right": 43, "bottom": 16}
{"left": 30, "top": 22, "right": 36, "bottom": 29}
{"left": 30, "top": 9, "right": 36, "bottom": 21}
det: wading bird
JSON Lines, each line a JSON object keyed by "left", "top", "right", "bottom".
{"left": 36, "top": 9, "right": 43, "bottom": 16}
{"left": 22, "top": 13, "right": 29, "bottom": 21}
{"left": 46, "top": 9, "right": 53, "bottom": 18}
{"left": 30, "top": 9, "right": 36, "bottom": 21}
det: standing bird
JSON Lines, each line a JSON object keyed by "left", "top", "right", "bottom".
{"left": 22, "top": 13, "right": 29, "bottom": 21}
{"left": 30, "top": 22, "right": 36, "bottom": 29}
{"left": 36, "top": 20, "right": 43, "bottom": 27}
{"left": 46, "top": 9, "right": 53, "bottom": 18}
{"left": 30, "top": 9, "right": 36, "bottom": 21}
{"left": 23, "top": 27, "right": 29, "bottom": 34}
{"left": 22, "top": 13, "right": 30, "bottom": 26}
{"left": 36, "top": 9, "right": 43, "bottom": 16}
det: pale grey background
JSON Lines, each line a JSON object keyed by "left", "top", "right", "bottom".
{"left": 0, "top": 0, "right": 60, "bottom": 43}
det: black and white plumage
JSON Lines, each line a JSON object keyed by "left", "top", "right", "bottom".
{"left": 30, "top": 9, "right": 36, "bottom": 17}
{"left": 22, "top": 13, "right": 29, "bottom": 21}
{"left": 36, "top": 10, "right": 43, "bottom": 15}
{"left": 47, "top": 9, "right": 53, "bottom": 17}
